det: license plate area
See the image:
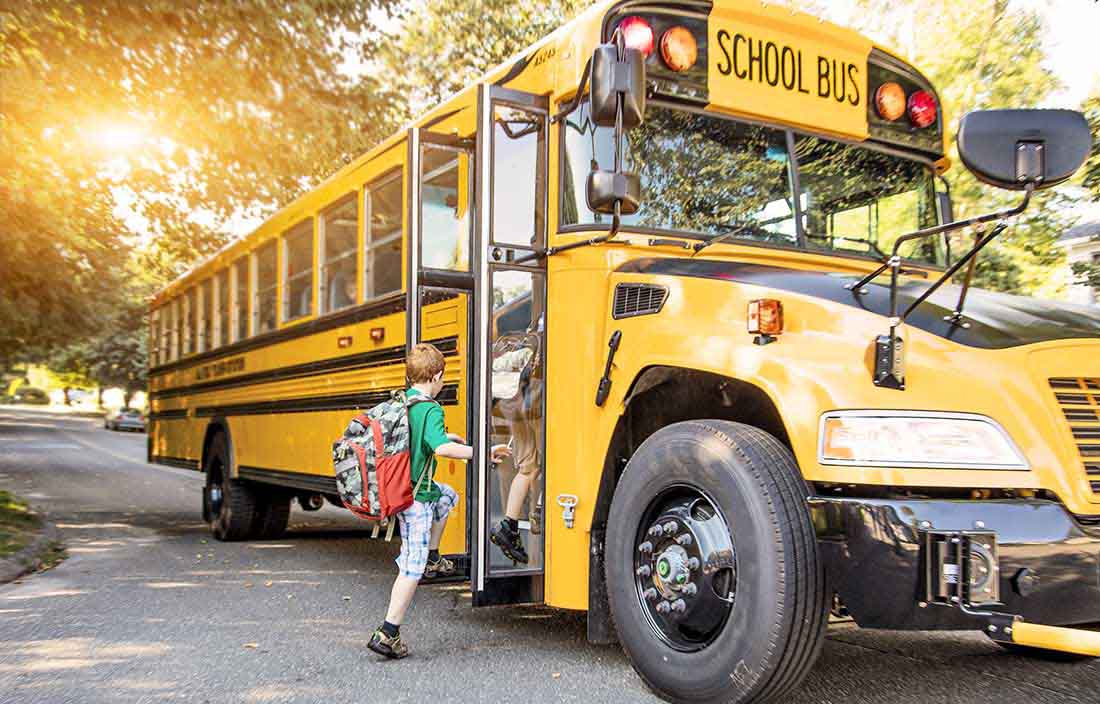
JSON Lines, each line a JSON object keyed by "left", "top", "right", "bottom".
{"left": 922, "top": 530, "right": 1001, "bottom": 607}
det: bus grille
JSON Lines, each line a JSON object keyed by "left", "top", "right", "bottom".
{"left": 1049, "top": 377, "right": 1100, "bottom": 493}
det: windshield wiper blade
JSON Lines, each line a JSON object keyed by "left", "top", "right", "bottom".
{"left": 692, "top": 223, "right": 753, "bottom": 255}
{"left": 805, "top": 233, "right": 887, "bottom": 260}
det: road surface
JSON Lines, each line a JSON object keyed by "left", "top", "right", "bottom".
{"left": 0, "top": 407, "right": 1096, "bottom": 703}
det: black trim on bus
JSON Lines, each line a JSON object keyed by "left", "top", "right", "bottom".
{"left": 149, "top": 409, "right": 189, "bottom": 420}
{"left": 150, "top": 336, "right": 458, "bottom": 401}
{"left": 152, "top": 455, "right": 200, "bottom": 471}
{"left": 149, "top": 292, "right": 407, "bottom": 376}
{"left": 194, "top": 383, "right": 459, "bottom": 418}
{"left": 238, "top": 466, "right": 339, "bottom": 494}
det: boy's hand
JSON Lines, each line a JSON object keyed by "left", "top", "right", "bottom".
{"left": 447, "top": 432, "right": 466, "bottom": 444}
{"left": 490, "top": 444, "right": 512, "bottom": 463}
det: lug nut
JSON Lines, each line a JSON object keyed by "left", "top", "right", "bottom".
{"left": 656, "top": 601, "right": 671, "bottom": 614}
{"left": 662, "top": 521, "right": 678, "bottom": 536}
{"left": 642, "top": 587, "right": 658, "bottom": 601}
{"left": 687, "top": 557, "right": 700, "bottom": 571}
{"left": 647, "top": 524, "right": 663, "bottom": 538}
{"left": 682, "top": 583, "right": 697, "bottom": 596}
{"left": 638, "top": 541, "right": 653, "bottom": 554}
{"left": 636, "top": 564, "right": 651, "bottom": 578}
{"left": 671, "top": 599, "right": 687, "bottom": 613}
{"left": 675, "top": 534, "right": 693, "bottom": 547}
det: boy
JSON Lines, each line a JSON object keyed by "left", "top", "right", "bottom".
{"left": 368, "top": 342, "right": 508, "bottom": 659}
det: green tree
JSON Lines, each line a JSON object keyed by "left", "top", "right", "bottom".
{"left": 1, "top": 1, "right": 401, "bottom": 364}
{"left": 840, "top": 0, "right": 1074, "bottom": 295}
{"left": 379, "top": 0, "right": 587, "bottom": 113}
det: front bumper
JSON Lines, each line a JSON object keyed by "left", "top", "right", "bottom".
{"left": 812, "top": 496, "right": 1100, "bottom": 630}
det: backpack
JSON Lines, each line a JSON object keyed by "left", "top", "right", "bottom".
{"left": 331, "top": 391, "right": 436, "bottom": 538}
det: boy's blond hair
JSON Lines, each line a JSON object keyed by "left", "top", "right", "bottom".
{"left": 406, "top": 342, "right": 445, "bottom": 384}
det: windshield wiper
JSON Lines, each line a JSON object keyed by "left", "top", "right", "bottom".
{"left": 691, "top": 223, "right": 755, "bottom": 255}
{"left": 805, "top": 233, "right": 887, "bottom": 260}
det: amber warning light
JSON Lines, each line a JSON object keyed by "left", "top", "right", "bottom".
{"left": 747, "top": 299, "right": 784, "bottom": 336}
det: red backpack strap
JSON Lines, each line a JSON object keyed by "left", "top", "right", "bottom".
{"left": 368, "top": 416, "right": 384, "bottom": 462}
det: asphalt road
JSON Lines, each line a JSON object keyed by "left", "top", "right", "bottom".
{"left": 1, "top": 407, "right": 1097, "bottom": 704}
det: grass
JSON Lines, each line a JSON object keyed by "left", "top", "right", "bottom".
{"left": 0, "top": 490, "right": 42, "bottom": 559}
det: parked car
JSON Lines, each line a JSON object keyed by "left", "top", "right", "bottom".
{"left": 11, "top": 387, "right": 50, "bottom": 405}
{"left": 105, "top": 408, "right": 146, "bottom": 432}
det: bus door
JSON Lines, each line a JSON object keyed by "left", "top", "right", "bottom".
{"left": 471, "top": 85, "right": 549, "bottom": 606}
{"left": 407, "top": 127, "right": 476, "bottom": 561}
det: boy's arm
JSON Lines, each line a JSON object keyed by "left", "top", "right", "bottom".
{"left": 423, "top": 405, "right": 473, "bottom": 461}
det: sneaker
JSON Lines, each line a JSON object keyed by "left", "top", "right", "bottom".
{"left": 424, "top": 556, "right": 457, "bottom": 579}
{"left": 490, "top": 520, "right": 529, "bottom": 564}
{"left": 368, "top": 628, "right": 409, "bottom": 660}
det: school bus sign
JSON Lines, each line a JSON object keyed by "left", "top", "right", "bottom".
{"left": 706, "top": 3, "right": 872, "bottom": 139}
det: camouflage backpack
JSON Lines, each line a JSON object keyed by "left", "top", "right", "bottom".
{"left": 332, "top": 391, "right": 436, "bottom": 536}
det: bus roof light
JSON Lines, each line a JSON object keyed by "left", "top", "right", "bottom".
{"left": 908, "top": 90, "right": 937, "bottom": 128}
{"left": 619, "top": 16, "right": 654, "bottom": 57}
{"left": 660, "top": 26, "right": 697, "bottom": 72}
{"left": 875, "top": 82, "right": 906, "bottom": 121}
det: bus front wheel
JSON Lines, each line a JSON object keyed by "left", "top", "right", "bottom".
{"left": 605, "top": 421, "right": 828, "bottom": 704}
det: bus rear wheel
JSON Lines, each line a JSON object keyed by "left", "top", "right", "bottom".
{"left": 204, "top": 432, "right": 261, "bottom": 542}
{"left": 605, "top": 421, "right": 828, "bottom": 704}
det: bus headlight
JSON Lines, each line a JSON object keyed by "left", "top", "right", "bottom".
{"left": 819, "top": 411, "right": 1029, "bottom": 469}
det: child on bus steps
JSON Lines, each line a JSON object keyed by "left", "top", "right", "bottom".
{"left": 369, "top": 342, "right": 510, "bottom": 659}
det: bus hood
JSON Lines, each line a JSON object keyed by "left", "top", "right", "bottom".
{"left": 617, "top": 258, "right": 1100, "bottom": 349}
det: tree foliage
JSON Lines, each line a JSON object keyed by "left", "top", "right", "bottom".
{"left": 378, "top": 0, "right": 587, "bottom": 113}
{"left": 1, "top": 0, "right": 400, "bottom": 371}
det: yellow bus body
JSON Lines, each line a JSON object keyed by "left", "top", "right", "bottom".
{"left": 149, "top": 0, "right": 1100, "bottom": 664}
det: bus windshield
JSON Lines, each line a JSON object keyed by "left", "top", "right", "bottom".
{"left": 561, "top": 104, "right": 944, "bottom": 266}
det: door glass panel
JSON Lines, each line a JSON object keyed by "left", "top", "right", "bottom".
{"left": 420, "top": 144, "right": 471, "bottom": 272}
{"left": 487, "top": 268, "right": 545, "bottom": 572}
{"left": 492, "top": 105, "right": 544, "bottom": 248}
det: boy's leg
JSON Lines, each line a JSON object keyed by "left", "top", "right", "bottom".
{"left": 370, "top": 502, "right": 431, "bottom": 659}
{"left": 424, "top": 484, "right": 459, "bottom": 578}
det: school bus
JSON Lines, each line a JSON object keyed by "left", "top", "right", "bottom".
{"left": 148, "top": 1, "right": 1100, "bottom": 701}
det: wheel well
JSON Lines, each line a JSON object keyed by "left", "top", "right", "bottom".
{"left": 201, "top": 419, "right": 232, "bottom": 482}
{"left": 586, "top": 367, "right": 792, "bottom": 642}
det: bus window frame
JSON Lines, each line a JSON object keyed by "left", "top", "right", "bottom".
{"left": 364, "top": 168, "right": 404, "bottom": 301}
{"left": 281, "top": 218, "right": 315, "bottom": 325}
{"left": 319, "top": 192, "right": 360, "bottom": 316}
{"left": 253, "top": 240, "right": 278, "bottom": 335}
{"left": 231, "top": 256, "right": 249, "bottom": 342}
{"left": 556, "top": 97, "right": 946, "bottom": 270}
{"left": 199, "top": 277, "right": 213, "bottom": 353}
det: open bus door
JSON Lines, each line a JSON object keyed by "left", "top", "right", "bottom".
{"left": 406, "top": 126, "right": 476, "bottom": 565}
{"left": 470, "top": 84, "right": 549, "bottom": 606}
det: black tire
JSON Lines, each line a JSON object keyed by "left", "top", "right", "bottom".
{"left": 606, "top": 420, "right": 828, "bottom": 704}
{"left": 252, "top": 489, "right": 292, "bottom": 539}
{"left": 206, "top": 433, "right": 261, "bottom": 542}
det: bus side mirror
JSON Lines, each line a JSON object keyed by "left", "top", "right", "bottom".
{"left": 586, "top": 42, "right": 646, "bottom": 218}
{"left": 590, "top": 44, "right": 646, "bottom": 128}
{"left": 957, "top": 109, "right": 1091, "bottom": 191}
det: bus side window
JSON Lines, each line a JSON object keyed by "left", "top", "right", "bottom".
{"left": 216, "top": 269, "right": 229, "bottom": 347}
{"left": 254, "top": 241, "right": 277, "bottom": 334}
{"left": 365, "top": 171, "right": 402, "bottom": 298}
{"left": 320, "top": 196, "right": 358, "bottom": 314}
{"left": 233, "top": 257, "right": 249, "bottom": 341}
{"left": 283, "top": 219, "right": 313, "bottom": 322}
{"left": 183, "top": 287, "right": 196, "bottom": 355}
{"left": 200, "top": 278, "right": 213, "bottom": 352}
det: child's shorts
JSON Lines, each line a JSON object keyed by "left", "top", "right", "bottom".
{"left": 395, "top": 482, "right": 458, "bottom": 580}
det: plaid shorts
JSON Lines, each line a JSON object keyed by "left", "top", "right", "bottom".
{"left": 395, "top": 482, "right": 458, "bottom": 580}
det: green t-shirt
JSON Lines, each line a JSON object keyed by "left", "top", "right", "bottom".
{"left": 406, "top": 387, "right": 448, "bottom": 503}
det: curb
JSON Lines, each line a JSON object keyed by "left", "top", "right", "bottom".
{"left": 0, "top": 518, "right": 63, "bottom": 584}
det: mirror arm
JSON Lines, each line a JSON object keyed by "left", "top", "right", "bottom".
{"left": 899, "top": 222, "right": 1007, "bottom": 321}
{"left": 848, "top": 183, "right": 1034, "bottom": 295}
{"left": 550, "top": 58, "right": 592, "bottom": 125}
